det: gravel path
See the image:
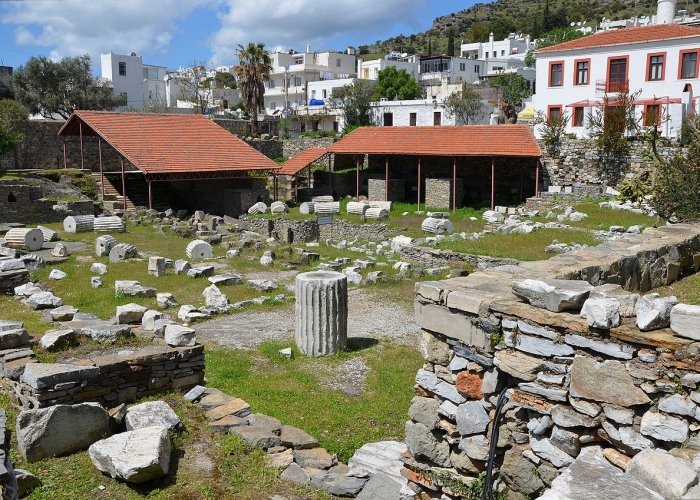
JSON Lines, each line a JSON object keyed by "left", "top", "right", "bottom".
{"left": 195, "top": 287, "right": 420, "bottom": 350}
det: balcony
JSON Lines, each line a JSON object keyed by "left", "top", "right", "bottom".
{"left": 596, "top": 79, "right": 629, "bottom": 95}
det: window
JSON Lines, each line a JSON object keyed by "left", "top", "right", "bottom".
{"left": 433, "top": 111, "right": 441, "bottom": 126}
{"left": 573, "top": 106, "right": 584, "bottom": 127}
{"left": 644, "top": 104, "right": 661, "bottom": 126}
{"left": 322, "top": 89, "right": 327, "bottom": 98}
{"left": 223, "top": 99, "right": 229, "bottom": 109}
{"left": 270, "top": 102, "right": 276, "bottom": 109}
{"left": 268, "top": 79, "right": 275, "bottom": 88}
{"left": 333, "top": 121, "right": 338, "bottom": 132}
{"left": 118, "top": 62, "right": 126, "bottom": 76}
{"left": 294, "top": 76, "right": 302, "bottom": 86}
{"left": 336, "top": 58, "right": 341, "bottom": 67}
{"left": 680, "top": 50, "right": 698, "bottom": 79}
{"left": 647, "top": 54, "right": 665, "bottom": 81}
{"left": 575, "top": 60, "right": 589, "bottom": 85}
{"left": 459, "top": 62, "right": 466, "bottom": 71}
{"left": 409, "top": 113, "right": 417, "bottom": 126}
{"left": 311, "top": 90, "right": 316, "bottom": 98}
{"left": 373, "top": 68, "right": 378, "bottom": 77}
{"left": 475, "top": 64, "right": 481, "bottom": 73}
{"left": 549, "top": 62, "right": 563, "bottom": 87}
{"left": 501, "top": 50, "right": 505, "bottom": 56}
{"left": 548, "top": 105, "right": 562, "bottom": 120}
{"left": 607, "top": 57, "right": 628, "bottom": 92}
{"left": 294, "top": 56, "right": 303, "bottom": 65}
{"left": 143, "top": 68, "right": 158, "bottom": 80}
{"left": 148, "top": 90, "right": 153, "bottom": 99}
{"left": 383, "top": 113, "right": 393, "bottom": 126}
{"left": 485, "top": 52, "right": 489, "bottom": 58}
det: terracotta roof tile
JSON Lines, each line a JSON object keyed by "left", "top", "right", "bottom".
{"left": 536, "top": 24, "right": 700, "bottom": 53}
{"left": 58, "top": 111, "right": 277, "bottom": 175}
{"left": 277, "top": 148, "right": 328, "bottom": 175}
{"left": 328, "top": 125, "right": 542, "bottom": 157}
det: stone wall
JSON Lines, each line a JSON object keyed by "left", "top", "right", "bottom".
{"left": 368, "top": 179, "right": 406, "bottom": 202}
{"left": 242, "top": 217, "right": 389, "bottom": 243}
{"left": 213, "top": 118, "right": 279, "bottom": 138}
{"left": 400, "top": 245, "right": 520, "bottom": 270}
{"left": 0, "top": 345, "right": 205, "bottom": 410}
{"left": 425, "top": 178, "right": 465, "bottom": 209}
{"left": 0, "top": 181, "right": 95, "bottom": 223}
{"left": 540, "top": 137, "right": 682, "bottom": 190}
{"left": 168, "top": 178, "right": 269, "bottom": 217}
{"left": 404, "top": 223, "right": 700, "bottom": 498}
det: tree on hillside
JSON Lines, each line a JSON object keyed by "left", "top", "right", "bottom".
{"left": 467, "top": 22, "right": 488, "bottom": 43}
{"left": 490, "top": 73, "right": 532, "bottom": 107}
{"left": 0, "top": 99, "right": 29, "bottom": 156}
{"left": 486, "top": 19, "right": 518, "bottom": 42}
{"left": 447, "top": 30, "right": 455, "bottom": 56}
{"left": 443, "top": 86, "right": 487, "bottom": 125}
{"left": 175, "top": 59, "right": 214, "bottom": 114}
{"left": 12, "top": 55, "right": 124, "bottom": 119}
{"left": 215, "top": 71, "right": 237, "bottom": 89}
{"left": 375, "top": 67, "right": 422, "bottom": 101}
{"left": 234, "top": 42, "right": 272, "bottom": 137}
{"left": 328, "top": 80, "right": 376, "bottom": 133}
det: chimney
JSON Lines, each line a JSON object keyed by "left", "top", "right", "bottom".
{"left": 347, "top": 46, "right": 355, "bottom": 55}
{"left": 656, "top": 0, "right": 676, "bottom": 24}
{"left": 307, "top": 44, "right": 311, "bottom": 53}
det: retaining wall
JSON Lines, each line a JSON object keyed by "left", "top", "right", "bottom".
{"left": 0, "top": 344, "right": 205, "bottom": 410}
{"left": 404, "top": 223, "right": 700, "bottom": 498}
{"left": 242, "top": 217, "right": 389, "bottom": 243}
{"left": 0, "top": 181, "right": 95, "bottom": 223}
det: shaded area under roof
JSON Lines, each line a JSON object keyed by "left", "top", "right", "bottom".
{"left": 328, "top": 125, "right": 542, "bottom": 158}
{"left": 277, "top": 148, "right": 329, "bottom": 176}
{"left": 58, "top": 111, "right": 277, "bottom": 179}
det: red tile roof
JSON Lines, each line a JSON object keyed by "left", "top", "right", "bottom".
{"left": 58, "top": 111, "right": 277, "bottom": 176}
{"left": 328, "top": 125, "right": 542, "bottom": 157}
{"left": 277, "top": 148, "right": 329, "bottom": 176}
{"left": 536, "top": 24, "right": 700, "bottom": 53}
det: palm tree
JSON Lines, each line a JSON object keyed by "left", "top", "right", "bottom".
{"left": 234, "top": 43, "right": 272, "bottom": 137}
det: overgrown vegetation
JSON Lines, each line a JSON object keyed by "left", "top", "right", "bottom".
{"left": 586, "top": 89, "right": 642, "bottom": 158}
{"left": 534, "top": 109, "right": 569, "bottom": 155}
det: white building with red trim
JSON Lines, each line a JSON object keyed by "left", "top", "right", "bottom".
{"left": 533, "top": 23, "right": 700, "bottom": 139}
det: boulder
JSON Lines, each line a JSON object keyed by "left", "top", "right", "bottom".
{"left": 17, "top": 403, "right": 110, "bottom": 462}
{"left": 88, "top": 426, "right": 170, "bottom": 483}
{"left": 456, "top": 401, "right": 491, "bottom": 436}
{"left": 636, "top": 293, "right": 678, "bottom": 331}
{"left": 156, "top": 293, "right": 177, "bottom": 309}
{"left": 164, "top": 324, "right": 196, "bottom": 347}
{"left": 404, "top": 420, "right": 450, "bottom": 466}
{"left": 51, "top": 243, "right": 69, "bottom": 257}
{"left": 116, "top": 303, "right": 147, "bottom": 324}
{"left": 124, "top": 401, "right": 182, "bottom": 432}
{"left": 512, "top": 279, "right": 593, "bottom": 312}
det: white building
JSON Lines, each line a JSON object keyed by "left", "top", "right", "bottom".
{"left": 357, "top": 55, "right": 419, "bottom": 81}
{"left": 460, "top": 32, "right": 535, "bottom": 62}
{"left": 418, "top": 55, "right": 481, "bottom": 86}
{"left": 534, "top": 23, "right": 700, "bottom": 139}
{"left": 263, "top": 46, "right": 356, "bottom": 115}
{"left": 101, "top": 52, "right": 168, "bottom": 110}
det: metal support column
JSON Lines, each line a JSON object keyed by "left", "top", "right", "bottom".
{"left": 519, "top": 162, "right": 524, "bottom": 203}
{"left": 535, "top": 159, "right": 540, "bottom": 198}
{"left": 356, "top": 155, "right": 360, "bottom": 200}
{"left": 452, "top": 157, "right": 457, "bottom": 213}
{"left": 98, "top": 138, "right": 105, "bottom": 198}
{"left": 491, "top": 157, "right": 495, "bottom": 210}
{"left": 79, "top": 122, "right": 84, "bottom": 171}
{"left": 417, "top": 157, "right": 421, "bottom": 212}
{"left": 62, "top": 141, "right": 67, "bottom": 170}
{"left": 120, "top": 157, "right": 127, "bottom": 210}
{"left": 148, "top": 180, "right": 152, "bottom": 210}
{"left": 385, "top": 155, "right": 389, "bottom": 201}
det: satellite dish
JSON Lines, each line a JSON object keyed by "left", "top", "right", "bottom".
{"left": 570, "top": 22, "right": 575, "bottom": 26}
{"left": 273, "top": 45, "right": 283, "bottom": 53}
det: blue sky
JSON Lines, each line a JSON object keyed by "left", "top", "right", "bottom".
{"left": 0, "top": 0, "right": 479, "bottom": 74}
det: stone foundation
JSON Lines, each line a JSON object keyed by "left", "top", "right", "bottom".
{"left": 368, "top": 179, "right": 406, "bottom": 202}
{"left": 425, "top": 178, "right": 464, "bottom": 209}
{"left": 242, "top": 217, "right": 389, "bottom": 243}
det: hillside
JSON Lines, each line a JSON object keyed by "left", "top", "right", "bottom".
{"left": 358, "top": 0, "right": 692, "bottom": 58}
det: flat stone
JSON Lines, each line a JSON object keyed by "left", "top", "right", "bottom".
{"left": 602, "top": 404, "right": 635, "bottom": 425}
{"left": 125, "top": 401, "right": 182, "bottom": 432}
{"left": 116, "top": 303, "right": 147, "bottom": 324}
{"left": 518, "top": 382, "right": 568, "bottom": 402}
{"left": 512, "top": 279, "right": 593, "bottom": 312}
{"left": 551, "top": 405, "right": 598, "bottom": 428}
{"left": 640, "top": 411, "right": 689, "bottom": 443}
{"left": 25, "top": 292, "right": 62, "bottom": 310}
{"left": 529, "top": 433, "right": 574, "bottom": 468}
{"left": 456, "top": 401, "right": 491, "bottom": 436}
{"left": 627, "top": 448, "right": 699, "bottom": 499}
{"left": 49, "top": 306, "right": 78, "bottom": 322}
{"left": 280, "top": 425, "right": 318, "bottom": 449}
{"left": 516, "top": 320, "right": 558, "bottom": 339}
{"left": 603, "top": 448, "right": 631, "bottom": 471}
{"left": 267, "top": 448, "right": 294, "bottom": 468}
{"left": 539, "top": 447, "right": 663, "bottom": 500}
{"left": 458, "top": 434, "right": 490, "bottom": 461}
{"left": 198, "top": 391, "right": 233, "bottom": 411}
{"left": 21, "top": 363, "right": 99, "bottom": 390}
{"left": 88, "top": 426, "right": 170, "bottom": 483}
{"left": 671, "top": 303, "right": 700, "bottom": 340}
{"left": 247, "top": 279, "right": 276, "bottom": 292}
{"left": 293, "top": 448, "right": 338, "bottom": 470}
{"left": 81, "top": 324, "right": 132, "bottom": 343}
{"left": 17, "top": 403, "right": 110, "bottom": 462}
{"left": 205, "top": 398, "right": 251, "bottom": 420}
{"left": 0, "top": 329, "right": 30, "bottom": 350}
{"left": 38, "top": 329, "right": 77, "bottom": 351}
{"left": 569, "top": 357, "right": 650, "bottom": 407}
{"left": 505, "top": 332, "right": 574, "bottom": 358}
{"left": 13, "top": 283, "right": 41, "bottom": 297}
{"left": 347, "top": 440, "right": 407, "bottom": 485}
{"left": 183, "top": 385, "right": 207, "bottom": 402}
{"left": 230, "top": 425, "right": 282, "bottom": 449}
{"left": 280, "top": 463, "right": 310, "bottom": 484}
{"left": 208, "top": 274, "right": 242, "bottom": 286}
{"left": 354, "top": 473, "right": 402, "bottom": 500}
{"left": 658, "top": 394, "right": 697, "bottom": 417}
{"left": 481, "top": 367, "right": 500, "bottom": 394}
{"left": 564, "top": 334, "right": 633, "bottom": 360}
{"left": 310, "top": 472, "right": 370, "bottom": 496}
{"left": 493, "top": 350, "right": 543, "bottom": 382}
{"left": 247, "top": 414, "right": 282, "bottom": 435}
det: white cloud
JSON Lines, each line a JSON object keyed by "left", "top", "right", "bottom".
{"left": 209, "top": 0, "right": 427, "bottom": 65}
{"left": 1, "top": 0, "right": 209, "bottom": 66}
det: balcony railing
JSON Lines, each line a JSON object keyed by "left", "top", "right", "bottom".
{"left": 596, "top": 79, "right": 629, "bottom": 94}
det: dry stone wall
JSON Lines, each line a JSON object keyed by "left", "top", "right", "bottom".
{"left": 0, "top": 181, "right": 95, "bottom": 223}
{"left": 242, "top": 217, "right": 389, "bottom": 243}
{"left": 404, "top": 223, "right": 700, "bottom": 498}
{"left": 0, "top": 344, "right": 204, "bottom": 410}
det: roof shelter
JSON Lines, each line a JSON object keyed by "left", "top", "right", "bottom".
{"left": 328, "top": 125, "right": 543, "bottom": 211}
{"left": 58, "top": 111, "right": 278, "bottom": 209}
{"left": 274, "top": 148, "right": 331, "bottom": 201}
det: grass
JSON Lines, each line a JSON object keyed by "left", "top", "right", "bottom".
{"left": 205, "top": 339, "right": 423, "bottom": 463}
{"left": 659, "top": 273, "right": 700, "bottom": 304}
{"left": 558, "top": 202, "right": 659, "bottom": 231}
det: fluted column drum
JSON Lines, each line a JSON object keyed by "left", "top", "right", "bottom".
{"left": 295, "top": 271, "right": 348, "bottom": 357}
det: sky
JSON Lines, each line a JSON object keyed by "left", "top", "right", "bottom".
{"left": 0, "top": 0, "right": 478, "bottom": 75}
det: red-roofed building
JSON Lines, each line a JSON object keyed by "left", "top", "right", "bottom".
{"left": 58, "top": 111, "right": 278, "bottom": 215}
{"left": 534, "top": 23, "right": 700, "bottom": 139}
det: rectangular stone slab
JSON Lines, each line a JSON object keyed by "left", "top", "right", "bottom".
{"left": 490, "top": 300, "right": 590, "bottom": 333}
{"left": 610, "top": 325, "right": 692, "bottom": 350}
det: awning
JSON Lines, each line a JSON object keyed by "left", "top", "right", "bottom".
{"left": 518, "top": 106, "right": 535, "bottom": 118}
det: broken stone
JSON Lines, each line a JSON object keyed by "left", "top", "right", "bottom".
{"left": 636, "top": 293, "right": 678, "bottom": 331}
{"left": 529, "top": 433, "right": 574, "bottom": 468}
{"left": 91, "top": 276, "right": 103, "bottom": 288}
{"left": 582, "top": 298, "right": 621, "bottom": 329}
{"left": 505, "top": 332, "right": 574, "bottom": 358}
{"left": 116, "top": 303, "right": 147, "bottom": 324}
{"left": 49, "top": 306, "right": 78, "bottom": 322}
{"left": 82, "top": 324, "right": 132, "bottom": 343}
{"left": 640, "top": 411, "right": 689, "bottom": 443}
{"left": 164, "top": 324, "right": 196, "bottom": 347}
{"left": 658, "top": 394, "right": 697, "bottom": 417}
{"left": 405, "top": 421, "right": 450, "bottom": 466}
{"left": 292, "top": 448, "right": 338, "bottom": 470}
{"left": 670, "top": 303, "right": 700, "bottom": 341}
{"left": 156, "top": 293, "right": 177, "bottom": 309}
{"left": 38, "top": 329, "right": 77, "bottom": 351}
{"left": 627, "top": 448, "right": 698, "bottom": 499}
{"left": 602, "top": 404, "right": 635, "bottom": 425}
{"left": 569, "top": 357, "right": 650, "bottom": 407}
{"left": 550, "top": 426, "right": 581, "bottom": 457}
{"left": 459, "top": 434, "right": 490, "bottom": 461}
{"left": 48, "top": 269, "right": 67, "bottom": 280}
{"left": 512, "top": 279, "right": 593, "bottom": 312}
{"left": 125, "top": 401, "right": 182, "bottom": 432}
{"left": 493, "top": 350, "right": 543, "bottom": 382}
{"left": 141, "top": 310, "right": 165, "bottom": 331}
{"left": 551, "top": 405, "right": 598, "bottom": 428}
{"left": 247, "top": 279, "right": 275, "bottom": 292}
{"left": 408, "top": 397, "right": 440, "bottom": 430}
{"left": 564, "top": 334, "right": 634, "bottom": 360}
{"left": 25, "top": 292, "right": 62, "bottom": 310}
{"left": 456, "top": 401, "right": 491, "bottom": 436}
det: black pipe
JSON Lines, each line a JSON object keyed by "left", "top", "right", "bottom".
{"left": 481, "top": 384, "right": 512, "bottom": 500}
